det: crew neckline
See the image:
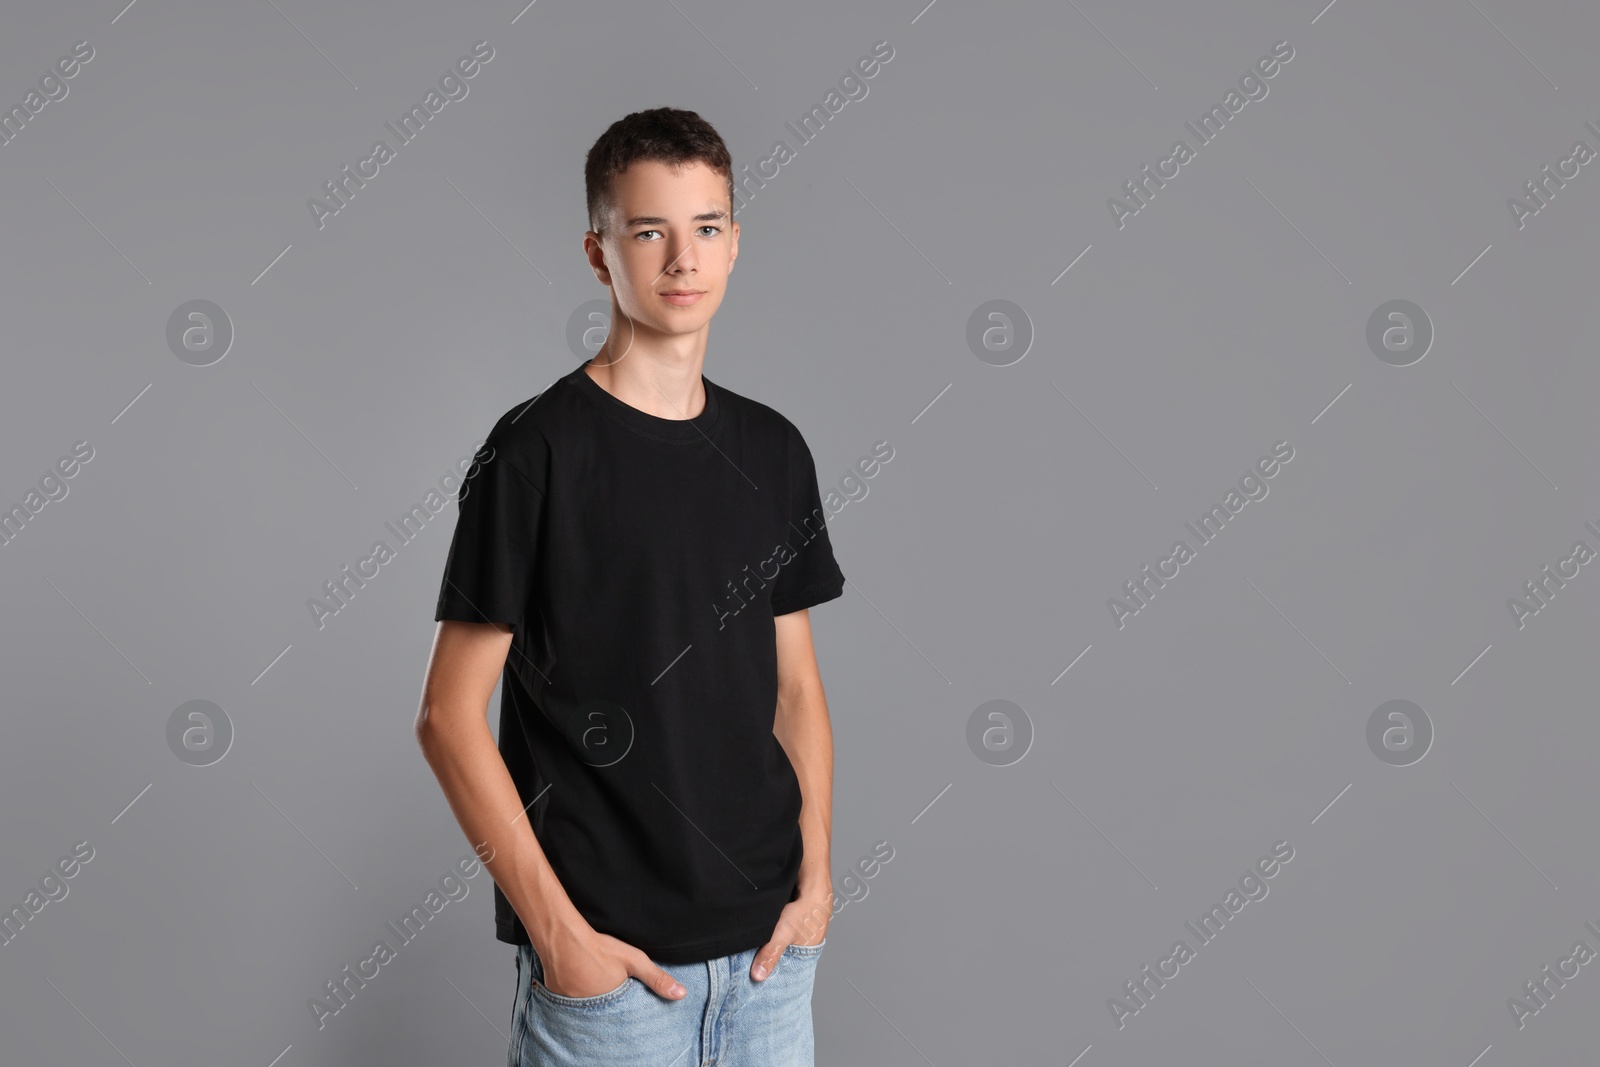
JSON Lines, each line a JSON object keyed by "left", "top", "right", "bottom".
{"left": 567, "top": 362, "right": 722, "bottom": 442}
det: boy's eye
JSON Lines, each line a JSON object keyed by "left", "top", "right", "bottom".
{"left": 635, "top": 226, "right": 722, "bottom": 240}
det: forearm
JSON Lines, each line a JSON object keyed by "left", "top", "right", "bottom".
{"left": 416, "top": 710, "right": 584, "bottom": 952}
{"left": 774, "top": 681, "right": 834, "bottom": 899}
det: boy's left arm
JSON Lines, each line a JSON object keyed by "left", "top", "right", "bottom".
{"left": 752, "top": 607, "right": 836, "bottom": 981}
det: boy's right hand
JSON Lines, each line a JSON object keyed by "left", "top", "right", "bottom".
{"left": 537, "top": 926, "right": 688, "bottom": 1001}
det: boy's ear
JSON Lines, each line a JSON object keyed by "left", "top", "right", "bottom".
{"left": 583, "top": 231, "right": 613, "bottom": 285}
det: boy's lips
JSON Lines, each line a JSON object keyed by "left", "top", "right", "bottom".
{"left": 660, "top": 290, "right": 706, "bottom": 306}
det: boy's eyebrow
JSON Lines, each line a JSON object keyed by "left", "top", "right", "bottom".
{"left": 624, "top": 210, "right": 729, "bottom": 227}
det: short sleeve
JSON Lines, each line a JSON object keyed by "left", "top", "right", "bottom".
{"left": 433, "top": 436, "right": 544, "bottom": 629}
{"left": 770, "top": 429, "right": 846, "bottom": 616}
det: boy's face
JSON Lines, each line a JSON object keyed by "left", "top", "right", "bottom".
{"left": 585, "top": 159, "right": 738, "bottom": 344}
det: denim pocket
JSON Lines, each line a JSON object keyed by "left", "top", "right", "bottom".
{"left": 530, "top": 948, "right": 637, "bottom": 1009}
{"left": 781, "top": 938, "right": 826, "bottom": 959}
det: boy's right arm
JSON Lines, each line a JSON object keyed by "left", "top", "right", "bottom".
{"left": 414, "top": 619, "right": 687, "bottom": 1001}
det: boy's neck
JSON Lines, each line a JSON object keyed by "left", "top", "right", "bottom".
{"left": 583, "top": 333, "right": 709, "bottom": 422}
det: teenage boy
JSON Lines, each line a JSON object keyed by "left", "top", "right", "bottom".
{"left": 415, "top": 108, "right": 845, "bottom": 1067}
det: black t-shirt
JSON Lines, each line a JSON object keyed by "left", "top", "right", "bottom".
{"left": 433, "top": 362, "right": 845, "bottom": 963}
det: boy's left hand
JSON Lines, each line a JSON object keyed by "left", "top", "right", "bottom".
{"left": 750, "top": 888, "right": 833, "bottom": 980}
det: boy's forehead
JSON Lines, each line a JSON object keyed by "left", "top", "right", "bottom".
{"left": 614, "top": 159, "right": 728, "bottom": 211}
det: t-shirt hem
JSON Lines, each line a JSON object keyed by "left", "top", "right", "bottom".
{"left": 771, "top": 577, "right": 845, "bottom": 617}
{"left": 496, "top": 919, "right": 775, "bottom": 964}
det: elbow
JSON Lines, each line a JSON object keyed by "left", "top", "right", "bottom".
{"left": 777, "top": 676, "right": 826, "bottom": 716}
{"left": 414, "top": 702, "right": 443, "bottom": 753}
{"left": 414, "top": 696, "right": 485, "bottom": 754}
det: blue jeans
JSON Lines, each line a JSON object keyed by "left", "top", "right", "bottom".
{"left": 508, "top": 939, "right": 824, "bottom": 1066}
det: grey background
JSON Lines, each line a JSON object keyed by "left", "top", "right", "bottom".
{"left": 2, "top": 0, "right": 1597, "bottom": 1064}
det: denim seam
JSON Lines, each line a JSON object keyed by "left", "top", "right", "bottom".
{"left": 509, "top": 949, "right": 530, "bottom": 1066}
{"left": 531, "top": 973, "right": 634, "bottom": 1010}
{"left": 782, "top": 939, "right": 826, "bottom": 957}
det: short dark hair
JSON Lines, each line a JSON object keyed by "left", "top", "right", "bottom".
{"left": 584, "top": 107, "right": 734, "bottom": 234}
